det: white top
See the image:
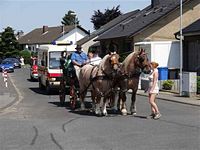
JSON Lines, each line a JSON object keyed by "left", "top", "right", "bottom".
{"left": 90, "top": 56, "right": 102, "bottom": 65}
{"left": 20, "top": 57, "right": 25, "bottom": 65}
{"left": 148, "top": 68, "right": 159, "bottom": 94}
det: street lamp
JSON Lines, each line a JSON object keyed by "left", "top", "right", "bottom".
{"left": 179, "top": 0, "right": 183, "bottom": 96}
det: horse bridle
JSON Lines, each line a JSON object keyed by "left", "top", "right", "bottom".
{"left": 80, "top": 54, "right": 120, "bottom": 96}
{"left": 136, "top": 53, "right": 150, "bottom": 72}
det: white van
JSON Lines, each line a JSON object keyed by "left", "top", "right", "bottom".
{"left": 38, "top": 45, "right": 74, "bottom": 94}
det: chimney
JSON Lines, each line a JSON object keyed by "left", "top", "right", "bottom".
{"left": 42, "top": 25, "right": 48, "bottom": 33}
{"left": 151, "top": 0, "right": 160, "bottom": 8}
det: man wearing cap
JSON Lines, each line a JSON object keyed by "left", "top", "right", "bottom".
{"left": 71, "top": 45, "right": 88, "bottom": 79}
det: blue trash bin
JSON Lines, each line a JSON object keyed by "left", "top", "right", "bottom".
{"left": 158, "top": 67, "right": 168, "bottom": 80}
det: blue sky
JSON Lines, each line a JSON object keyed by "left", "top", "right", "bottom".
{"left": 0, "top": 0, "right": 150, "bottom": 34}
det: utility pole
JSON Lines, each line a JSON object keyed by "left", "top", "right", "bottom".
{"left": 179, "top": 0, "right": 183, "bottom": 96}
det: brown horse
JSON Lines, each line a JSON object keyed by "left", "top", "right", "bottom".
{"left": 116, "top": 49, "right": 151, "bottom": 115}
{"left": 78, "top": 53, "right": 120, "bottom": 116}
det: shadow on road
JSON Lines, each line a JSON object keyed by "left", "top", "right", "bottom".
{"left": 48, "top": 100, "right": 121, "bottom": 117}
{"left": 133, "top": 115, "right": 148, "bottom": 119}
{"left": 29, "top": 87, "right": 59, "bottom": 95}
{"left": 27, "top": 78, "right": 38, "bottom": 82}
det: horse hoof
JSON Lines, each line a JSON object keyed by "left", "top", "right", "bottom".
{"left": 95, "top": 112, "right": 102, "bottom": 117}
{"left": 121, "top": 109, "right": 127, "bottom": 116}
{"left": 95, "top": 110, "right": 102, "bottom": 116}
{"left": 131, "top": 112, "right": 137, "bottom": 115}
{"left": 102, "top": 112, "right": 108, "bottom": 116}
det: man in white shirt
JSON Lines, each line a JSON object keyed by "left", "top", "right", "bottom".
{"left": 88, "top": 49, "right": 102, "bottom": 65}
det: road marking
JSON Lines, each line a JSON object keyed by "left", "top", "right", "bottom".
{"left": 0, "top": 74, "right": 24, "bottom": 114}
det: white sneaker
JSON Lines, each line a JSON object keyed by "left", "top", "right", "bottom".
{"left": 154, "top": 113, "right": 162, "bottom": 120}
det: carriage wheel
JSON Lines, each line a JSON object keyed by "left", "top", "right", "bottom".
{"left": 69, "top": 81, "right": 77, "bottom": 110}
{"left": 59, "top": 78, "right": 66, "bottom": 106}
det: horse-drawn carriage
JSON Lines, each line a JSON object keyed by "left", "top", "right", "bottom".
{"left": 59, "top": 49, "right": 151, "bottom": 116}
{"left": 59, "top": 52, "right": 79, "bottom": 109}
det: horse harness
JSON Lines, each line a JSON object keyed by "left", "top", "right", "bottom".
{"left": 80, "top": 64, "right": 117, "bottom": 97}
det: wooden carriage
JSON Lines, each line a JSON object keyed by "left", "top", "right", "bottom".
{"left": 59, "top": 54, "right": 79, "bottom": 110}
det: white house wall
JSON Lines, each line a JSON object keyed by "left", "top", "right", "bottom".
{"left": 57, "top": 28, "right": 88, "bottom": 52}
{"left": 135, "top": 41, "right": 180, "bottom": 69}
{"left": 151, "top": 41, "right": 180, "bottom": 68}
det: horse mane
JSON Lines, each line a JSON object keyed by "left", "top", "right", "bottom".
{"left": 121, "top": 51, "right": 138, "bottom": 74}
{"left": 98, "top": 54, "right": 110, "bottom": 72}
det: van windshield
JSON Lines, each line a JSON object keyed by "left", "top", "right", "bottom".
{"left": 49, "top": 51, "right": 62, "bottom": 69}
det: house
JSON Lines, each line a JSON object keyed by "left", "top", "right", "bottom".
{"left": 18, "top": 25, "right": 89, "bottom": 53}
{"left": 96, "top": 0, "right": 200, "bottom": 51}
{"left": 179, "top": 19, "right": 200, "bottom": 75}
{"left": 77, "top": 10, "right": 140, "bottom": 55}
{"left": 95, "top": 0, "right": 200, "bottom": 78}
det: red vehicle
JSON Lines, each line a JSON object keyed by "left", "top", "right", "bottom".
{"left": 30, "top": 57, "right": 38, "bottom": 80}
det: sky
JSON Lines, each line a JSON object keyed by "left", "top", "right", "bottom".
{"left": 0, "top": 0, "right": 151, "bottom": 34}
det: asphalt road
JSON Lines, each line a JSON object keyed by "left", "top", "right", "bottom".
{"left": 0, "top": 68, "right": 199, "bottom": 150}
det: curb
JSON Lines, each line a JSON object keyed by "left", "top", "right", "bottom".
{"left": 136, "top": 93, "right": 200, "bottom": 107}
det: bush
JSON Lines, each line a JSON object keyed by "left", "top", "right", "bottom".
{"left": 11, "top": 50, "right": 20, "bottom": 57}
{"left": 197, "top": 76, "right": 200, "bottom": 94}
{"left": 31, "top": 51, "right": 38, "bottom": 57}
{"left": 0, "top": 52, "right": 4, "bottom": 58}
{"left": 19, "top": 50, "right": 31, "bottom": 64}
{"left": 5, "top": 52, "right": 12, "bottom": 58}
{"left": 162, "top": 80, "right": 174, "bottom": 90}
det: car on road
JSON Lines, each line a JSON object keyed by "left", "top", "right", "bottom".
{"left": 30, "top": 57, "right": 38, "bottom": 80}
{"left": 0, "top": 60, "right": 14, "bottom": 73}
{"left": 3, "top": 58, "right": 21, "bottom": 68}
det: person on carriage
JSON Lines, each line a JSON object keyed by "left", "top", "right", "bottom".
{"left": 60, "top": 51, "right": 72, "bottom": 70}
{"left": 60, "top": 51, "right": 68, "bottom": 68}
{"left": 71, "top": 45, "right": 88, "bottom": 80}
{"left": 87, "top": 49, "right": 102, "bottom": 65}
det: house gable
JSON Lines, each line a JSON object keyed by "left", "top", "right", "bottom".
{"left": 18, "top": 25, "right": 89, "bottom": 45}
{"left": 18, "top": 25, "right": 89, "bottom": 52}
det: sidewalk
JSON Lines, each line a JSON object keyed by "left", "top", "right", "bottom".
{"left": 0, "top": 73, "right": 18, "bottom": 111}
{"left": 136, "top": 89, "right": 200, "bottom": 107}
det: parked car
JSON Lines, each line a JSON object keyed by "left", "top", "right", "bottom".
{"left": 3, "top": 58, "right": 21, "bottom": 68}
{"left": 0, "top": 60, "right": 14, "bottom": 73}
{"left": 30, "top": 57, "right": 38, "bottom": 80}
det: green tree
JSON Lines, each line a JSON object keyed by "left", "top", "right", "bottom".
{"left": 61, "top": 10, "right": 79, "bottom": 25}
{"left": 0, "top": 26, "right": 20, "bottom": 54}
{"left": 20, "top": 50, "right": 31, "bottom": 64}
{"left": 91, "top": 5, "right": 122, "bottom": 30}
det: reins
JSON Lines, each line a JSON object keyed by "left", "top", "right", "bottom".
{"left": 79, "top": 57, "right": 119, "bottom": 97}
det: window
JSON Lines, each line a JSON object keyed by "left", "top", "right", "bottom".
{"left": 49, "top": 51, "right": 62, "bottom": 69}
